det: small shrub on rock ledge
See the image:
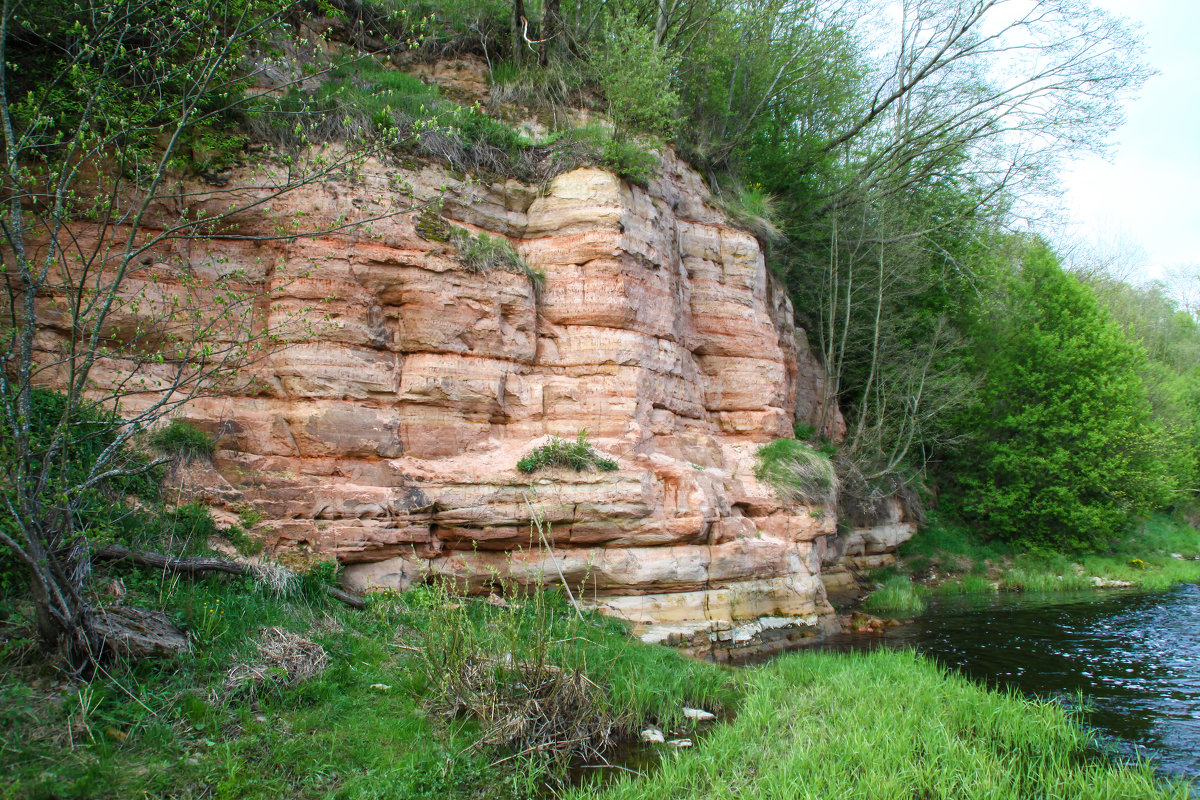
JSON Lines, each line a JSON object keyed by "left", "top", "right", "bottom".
{"left": 149, "top": 419, "right": 215, "bottom": 461}
{"left": 518, "top": 432, "right": 618, "bottom": 474}
{"left": 448, "top": 226, "right": 545, "bottom": 289}
{"left": 754, "top": 438, "right": 837, "bottom": 506}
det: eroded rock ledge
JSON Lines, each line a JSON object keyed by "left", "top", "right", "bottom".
{"left": 37, "top": 128, "right": 904, "bottom": 656}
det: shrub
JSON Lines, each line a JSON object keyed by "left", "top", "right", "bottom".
{"left": 517, "top": 432, "right": 618, "bottom": 474}
{"left": 548, "top": 124, "right": 659, "bottom": 185}
{"left": 588, "top": 15, "right": 680, "bottom": 139}
{"left": 448, "top": 227, "right": 544, "bottom": 288}
{"left": 754, "top": 438, "right": 838, "bottom": 506}
{"left": 149, "top": 419, "right": 215, "bottom": 461}
{"left": 951, "top": 245, "right": 1170, "bottom": 549}
{"left": 1, "top": 389, "right": 160, "bottom": 598}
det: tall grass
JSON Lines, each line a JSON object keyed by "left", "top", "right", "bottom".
{"left": 565, "top": 649, "right": 1191, "bottom": 800}
{"left": 754, "top": 438, "right": 838, "bottom": 506}
{"left": 863, "top": 575, "right": 928, "bottom": 616}
{"left": 899, "top": 512, "right": 1200, "bottom": 597}
{"left": 1, "top": 544, "right": 733, "bottom": 798}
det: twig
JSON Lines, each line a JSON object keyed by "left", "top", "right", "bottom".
{"left": 578, "top": 764, "right": 644, "bottom": 776}
{"left": 523, "top": 494, "right": 583, "bottom": 619}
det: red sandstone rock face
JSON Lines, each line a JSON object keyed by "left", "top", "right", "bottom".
{"left": 33, "top": 143, "right": 851, "bottom": 653}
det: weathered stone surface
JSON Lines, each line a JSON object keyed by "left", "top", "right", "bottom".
{"left": 820, "top": 498, "right": 917, "bottom": 603}
{"left": 32, "top": 97, "right": 886, "bottom": 654}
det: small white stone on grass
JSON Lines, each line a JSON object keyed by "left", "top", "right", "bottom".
{"left": 667, "top": 738, "right": 693, "bottom": 748}
{"left": 682, "top": 707, "right": 716, "bottom": 721}
{"left": 370, "top": 683, "right": 391, "bottom": 690}
{"left": 641, "top": 728, "right": 665, "bottom": 743}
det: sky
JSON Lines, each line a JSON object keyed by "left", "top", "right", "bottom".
{"left": 1057, "top": 0, "right": 1200, "bottom": 282}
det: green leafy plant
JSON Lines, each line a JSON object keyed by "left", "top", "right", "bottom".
{"left": 449, "top": 227, "right": 544, "bottom": 288}
{"left": 149, "top": 419, "right": 215, "bottom": 461}
{"left": 754, "top": 438, "right": 838, "bottom": 506}
{"left": 588, "top": 14, "right": 680, "bottom": 139}
{"left": 517, "top": 432, "right": 618, "bottom": 474}
{"left": 951, "top": 245, "right": 1170, "bottom": 549}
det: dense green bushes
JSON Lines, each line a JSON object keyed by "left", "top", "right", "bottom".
{"left": 949, "top": 245, "right": 1170, "bottom": 549}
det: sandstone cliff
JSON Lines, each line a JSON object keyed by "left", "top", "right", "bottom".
{"left": 32, "top": 61, "right": 916, "bottom": 657}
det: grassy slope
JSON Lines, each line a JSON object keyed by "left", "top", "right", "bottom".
{"left": 0, "top": 566, "right": 733, "bottom": 800}
{"left": 567, "top": 649, "right": 1190, "bottom": 800}
{"left": 2, "top": 560, "right": 1191, "bottom": 799}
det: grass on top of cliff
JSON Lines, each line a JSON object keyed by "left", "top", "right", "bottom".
{"left": 0, "top": 556, "right": 734, "bottom": 800}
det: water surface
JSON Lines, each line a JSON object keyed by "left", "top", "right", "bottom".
{"left": 806, "top": 584, "right": 1200, "bottom": 784}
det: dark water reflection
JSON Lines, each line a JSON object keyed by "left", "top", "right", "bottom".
{"left": 805, "top": 584, "right": 1200, "bottom": 783}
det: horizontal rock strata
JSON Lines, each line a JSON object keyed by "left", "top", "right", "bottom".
{"left": 35, "top": 134, "right": 855, "bottom": 654}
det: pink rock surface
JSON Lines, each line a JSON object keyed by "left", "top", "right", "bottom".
{"left": 33, "top": 141, "right": 853, "bottom": 653}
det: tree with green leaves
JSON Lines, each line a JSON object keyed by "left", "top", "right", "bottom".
{"left": 0, "top": 0, "right": 410, "bottom": 667}
{"left": 951, "top": 243, "right": 1170, "bottom": 548}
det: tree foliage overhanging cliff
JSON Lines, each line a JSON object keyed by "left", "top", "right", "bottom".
{"left": 444, "top": 0, "right": 1192, "bottom": 546}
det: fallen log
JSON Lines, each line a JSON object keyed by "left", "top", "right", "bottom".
{"left": 94, "top": 544, "right": 366, "bottom": 609}
{"left": 88, "top": 605, "right": 191, "bottom": 659}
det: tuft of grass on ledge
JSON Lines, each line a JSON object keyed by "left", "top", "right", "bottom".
{"left": 518, "top": 431, "right": 618, "bottom": 474}
{"left": 566, "top": 649, "right": 1192, "bottom": 800}
{"left": 754, "top": 438, "right": 837, "bottom": 506}
{"left": 449, "top": 226, "right": 545, "bottom": 289}
{"left": 148, "top": 419, "right": 215, "bottom": 461}
{"left": 863, "top": 574, "right": 928, "bottom": 617}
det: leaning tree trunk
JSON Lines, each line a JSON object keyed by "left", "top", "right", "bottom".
{"left": 24, "top": 518, "right": 99, "bottom": 670}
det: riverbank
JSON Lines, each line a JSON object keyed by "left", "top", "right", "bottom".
{"left": 1, "top": 562, "right": 1192, "bottom": 798}
{"left": 568, "top": 648, "right": 1191, "bottom": 800}
{"left": 863, "top": 513, "right": 1200, "bottom": 616}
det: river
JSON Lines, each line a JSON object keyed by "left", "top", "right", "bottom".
{"left": 806, "top": 583, "right": 1200, "bottom": 785}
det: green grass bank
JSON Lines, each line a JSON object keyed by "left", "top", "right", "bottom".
{"left": 567, "top": 649, "right": 1190, "bottom": 800}
{"left": 862, "top": 512, "right": 1200, "bottom": 615}
{"left": 1, "top": 558, "right": 1192, "bottom": 799}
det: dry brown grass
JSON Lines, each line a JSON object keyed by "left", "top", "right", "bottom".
{"left": 430, "top": 653, "right": 622, "bottom": 771}
{"left": 224, "top": 626, "right": 328, "bottom": 696}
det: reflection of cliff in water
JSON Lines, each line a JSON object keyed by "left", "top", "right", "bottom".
{"left": 799, "top": 585, "right": 1200, "bottom": 783}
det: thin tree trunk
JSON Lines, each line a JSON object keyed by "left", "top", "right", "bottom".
{"left": 511, "top": 0, "right": 526, "bottom": 64}
{"left": 540, "top": 0, "right": 560, "bottom": 65}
